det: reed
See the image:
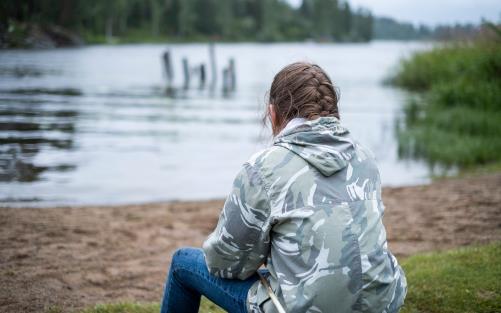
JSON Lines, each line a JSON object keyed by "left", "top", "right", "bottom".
{"left": 389, "top": 40, "right": 501, "bottom": 169}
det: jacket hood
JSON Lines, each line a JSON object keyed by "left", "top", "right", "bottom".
{"left": 273, "top": 116, "right": 355, "bottom": 177}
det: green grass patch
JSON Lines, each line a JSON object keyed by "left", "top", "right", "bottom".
{"left": 78, "top": 243, "right": 500, "bottom": 313}
{"left": 388, "top": 39, "right": 501, "bottom": 170}
{"left": 400, "top": 242, "right": 501, "bottom": 313}
{"left": 79, "top": 303, "right": 159, "bottom": 313}
{"left": 78, "top": 297, "right": 223, "bottom": 313}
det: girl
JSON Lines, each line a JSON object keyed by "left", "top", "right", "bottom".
{"left": 160, "top": 62, "right": 407, "bottom": 313}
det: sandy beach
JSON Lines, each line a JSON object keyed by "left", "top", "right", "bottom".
{"left": 1, "top": 173, "right": 501, "bottom": 313}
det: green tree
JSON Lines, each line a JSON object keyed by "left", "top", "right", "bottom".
{"left": 178, "top": 0, "right": 197, "bottom": 37}
{"left": 1, "top": 0, "right": 375, "bottom": 45}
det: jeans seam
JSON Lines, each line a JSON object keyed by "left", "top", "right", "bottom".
{"left": 172, "top": 266, "right": 244, "bottom": 305}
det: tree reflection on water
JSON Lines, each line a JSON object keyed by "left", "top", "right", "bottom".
{"left": 0, "top": 81, "right": 78, "bottom": 182}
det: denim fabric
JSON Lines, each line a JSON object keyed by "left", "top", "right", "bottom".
{"left": 160, "top": 247, "right": 262, "bottom": 313}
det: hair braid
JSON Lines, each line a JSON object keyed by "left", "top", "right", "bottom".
{"left": 268, "top": 62, "right": 340, "bottom": 134}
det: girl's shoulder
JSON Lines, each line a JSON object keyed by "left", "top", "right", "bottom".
{"left": 245, "top": 145, "right": 290, "bottom": 168}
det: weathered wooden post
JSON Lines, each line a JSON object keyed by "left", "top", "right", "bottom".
{"left": 199, "top": 64, "right": 206, "bottom": 89}
{"left": 222, "top": 67, "right": 230, "bottom": 93}
{"left": 162, "top": 50, "right": 173, "bottom": 89}
{"left": 209, "top": 43, "right": 217, "bottom": 90}
{"left": 228, "top": 58, "right": 236, "bottom": 91}
{"left": 222, "top": 59, "right": 236, "bottom": 93}
{"left": 182, "top": 57, "right": 190, "bottom": 89}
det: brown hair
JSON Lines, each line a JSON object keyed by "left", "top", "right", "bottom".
{"left": 266, "top": 62, "right": 340, "bottom": 135}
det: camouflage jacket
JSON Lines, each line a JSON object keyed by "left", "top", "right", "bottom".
{"left": 203, "top": 117, "right": 407, "bottom": 313}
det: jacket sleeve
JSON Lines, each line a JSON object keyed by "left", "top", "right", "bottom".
{"left": 202, "top": 162, "right": 271, "bottom": 280}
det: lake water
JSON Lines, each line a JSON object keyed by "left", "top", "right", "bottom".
{"left": 0, "top": 41, "right": 433, "bottom": 207}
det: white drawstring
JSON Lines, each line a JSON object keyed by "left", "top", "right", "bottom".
{"left": 257, "top": 271, "right": 287, "bottom": 313}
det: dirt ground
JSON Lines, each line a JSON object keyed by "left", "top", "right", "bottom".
{"left": 1, "top": 173, "right": 501, "bottom": 313}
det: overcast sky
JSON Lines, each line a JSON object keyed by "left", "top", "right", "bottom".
{"left": 288, "top": 0, "right": 501, "bottom": 26}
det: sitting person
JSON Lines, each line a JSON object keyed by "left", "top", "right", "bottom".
{"left": 160, "top": 62, "right": 407, "bottom": 313}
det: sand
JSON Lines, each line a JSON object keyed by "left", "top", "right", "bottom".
{"left": 1, "top": 173, "right": 500, "bottom": 313}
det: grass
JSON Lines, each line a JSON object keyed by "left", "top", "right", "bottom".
{"left": 78, "top": 297, "right": 223, "bottom": 313}
{"left": 77, "top": 242, "right": 500, "bottom": 313}
{"left": 79, "top": 303, "right": 159, "bottom": 313}
{"left": 400, "top": 243, "right": 501, "bottom": 313}
{"left": 388, "top": 39, "right": 501, "bottom": 170}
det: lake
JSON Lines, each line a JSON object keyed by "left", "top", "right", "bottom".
{"left": 0, "top": 41, "right": 433, "bottom": 207}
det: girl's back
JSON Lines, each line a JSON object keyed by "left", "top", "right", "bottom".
{"left": 241, "top": 117, "right": 407, "bottom": 312}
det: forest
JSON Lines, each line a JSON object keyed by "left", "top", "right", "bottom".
{"left": 0, "top": 0, "right": 373, "bottom": 45}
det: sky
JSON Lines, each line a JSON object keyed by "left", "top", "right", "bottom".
{"left": 288, "top": 0, "right": 501, "bottom": 26}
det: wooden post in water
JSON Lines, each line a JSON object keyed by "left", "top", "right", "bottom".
{"left": 209, "top": 43, "right": 217, "bottom": 90}
{"left": 182, "top": 57, "right": 190, "bottom": 89}
{"left": 199, "top": 64, "right": 206, "bottom": 89}
{"left": 222, "top": 59, "right": 236, "bottom": 93}
{"left": 222, "top": 67, "right": 230, "bottom": 94}
{"left": 228, "top": 58, "right": 236, "bottom": 91}
{"left": 162, "top": 50, "right": 173, "bottom": 89}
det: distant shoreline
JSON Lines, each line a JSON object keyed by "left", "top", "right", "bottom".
{"left": 0, "top": 21, "right": 431, "bottom": 50}
{"left": 0, "top": 37, "right": 420, "bottom": 50}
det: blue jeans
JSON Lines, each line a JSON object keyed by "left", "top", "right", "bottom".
{"left": 160, "top": 247, "right": 262, "bottom": 313}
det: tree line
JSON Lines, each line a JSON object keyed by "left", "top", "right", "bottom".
{"left": 1, "top": 0, "right": 373, "bottom": 43}
{"left": 373, "top": 16, "right": 496, "bottom": 41}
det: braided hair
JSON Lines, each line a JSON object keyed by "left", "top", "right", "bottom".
{"left": 267, "top": 62, "right": 340, "bottom": 135}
